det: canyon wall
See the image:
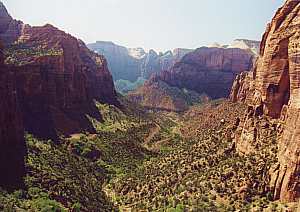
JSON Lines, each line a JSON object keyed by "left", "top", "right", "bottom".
{"left": 149, "top": 47, "right": 255, "bottom": 99}
{"left": 128, "top": 47, "right": 254, "bottom": 112}
{"left": 88, "top": 41, "right": 193, "bottom": 82}
{"left": 231, "top": 0, "right": 300, "bottom": 202}
{"left": 0, "top": 42, "right": 25, "bottom": 188}
{"left": 0, "top": 5, "right": 118, "bottom": 139}
{"left": 11, "top": 24, "right": 118, "bottom": 139}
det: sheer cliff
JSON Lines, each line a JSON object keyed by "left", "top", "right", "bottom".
{"left": 0, "top": 5, "right": 118, "bottom": 139}
{"left": 230, "top": 0, "right": 300, "bottom": 202}
{"left": 0, "top": 42, "right": 25, "bottom": 189}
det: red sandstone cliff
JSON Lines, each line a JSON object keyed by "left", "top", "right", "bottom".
{"left": 150, "top": 47, "right": 254, "bottom": 99}
{"left": 129, "top": 47, "right": 254, "bottom": 111}
{"left": 0, "top": 42, "right": 25, "bottom": 188}
{"left": 0, "top": 5, "right": 118, "bottom": 139}
{"left": 230, "top": 0, "right": 300, "bottom": 202}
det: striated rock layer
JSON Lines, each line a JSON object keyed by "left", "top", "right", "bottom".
{"left": 150, "top": 47, "right": 255, "bottom": 99}
{"left": 231, "top": 0, "right": 300, "bottom": 202}
{"left": 0, "top": 42, "right": 26, "bottom": 188}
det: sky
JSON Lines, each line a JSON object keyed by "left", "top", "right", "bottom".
{"left": 2, "top": 0, "right": 284, "bottom": 52}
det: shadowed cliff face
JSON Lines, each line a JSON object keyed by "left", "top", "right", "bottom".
{"left": 0, "top": 6, "right": 119, "bottom": 140}
{"left": 0, "top": 42, "right": 26, "bottom": 189}
{"left": 231, "top": 0, "right": 300, "bottom": 202}
{"left": 6, "top": 24, "right": 119, "bottom": 140}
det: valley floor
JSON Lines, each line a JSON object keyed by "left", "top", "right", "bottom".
{"left": 0, "top": 99, "right": 299, "bottom": 211}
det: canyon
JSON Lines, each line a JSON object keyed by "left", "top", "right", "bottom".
{"left": 0, "top": 0, "right": 299, "bottom": 211}
{"left": 88, "top": 40, "right": 260, "bottom": 96}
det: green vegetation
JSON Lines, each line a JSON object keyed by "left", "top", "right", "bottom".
{"left": 104, "top": 101, "right": 286, "bottom": 211}
{"left": 0, "top": 133, "right": 112, "bottom": 211}
{"left": 4, "top": 44, "right": 63, "bottom": 66}
{"left": 0, "top": 99, "right": 298, "bottom": 211}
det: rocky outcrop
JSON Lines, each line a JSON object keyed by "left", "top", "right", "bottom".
{"left": 150, "top": 47, "right": 255, "bottom": 99}
{"left": 87, "top": 41, "right": 192, "bottom": 82}
{"left": 0, "top": 42, "right": 26, "bottom": 188}
{"left": 231, "top": 0, "right": 300, "bottom": 202}
{"left": 0, "top": 1, "right": 23, "bottom": 46}
{"left": 229, "top": 71, "right": 255, "bottom": 103}
{"left": 1, "top": 5, "right": 118, "bottom": 139}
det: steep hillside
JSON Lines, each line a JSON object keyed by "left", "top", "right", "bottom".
{"left": 127, "top": 79, "right": 210, "bottom": 112}
{"left": 231, "top": 0, "right": 300, "bottom": 202}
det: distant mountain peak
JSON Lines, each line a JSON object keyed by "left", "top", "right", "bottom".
{"left": 0, "top": 1, "right": 9, "bottom": 15}
{"left": 206, "top": 39, "right": 260, "bottom": 55}
{"left": 0, "top": 1, "right": 11, "bottom": 22}
{"left": 128, "top": 47, "right": 146, "bottom": 59}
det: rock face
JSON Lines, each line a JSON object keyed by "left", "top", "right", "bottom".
{"left": 87, "top": 41, "right": 192, "bottom": 82}
{"left": 87, "top": 41, "right": 143, "bottom": 82}
{"left": 0, "top": 42, "right": 26, "bottom": 188}
{"left": 231, "top": 0, "right": 300, "bottom": 202}
{"left": 150, "top": 47, "right": 255, "bottom": 99}
{"left": 0, "top": 1, "right": 23, "bottom": 45}
{"left": 229, "top": 71, "right": 255, "bottom": 103}
{"left": 1, "top": 5, "right": 118, "bottom": 139}
{"left": 140, "top": 48, "right": 193, "bottom": 79}
{"left": 130, "top": 46, "right": 255, "bottom": 111}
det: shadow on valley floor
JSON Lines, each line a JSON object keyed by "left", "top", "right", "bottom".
{"left": 21, "top": 97, "right": 123, "bottom": 142}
